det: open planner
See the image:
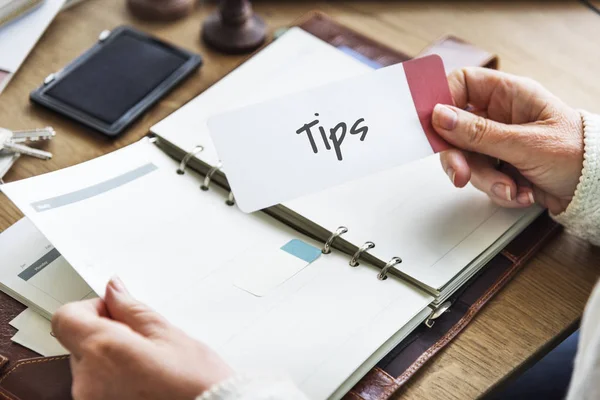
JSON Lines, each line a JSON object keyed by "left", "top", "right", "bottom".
{"left": 1, "top": 18, "right": 544, "bottom": 400}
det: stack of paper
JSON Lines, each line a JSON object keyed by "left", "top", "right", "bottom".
{"left": 0, "top": 0, "right": 65, "bottom": 95}
{"left": 0, "top": 217, "right": 94, "bottom": 356}
{"left": 0, "top": 152, "right": 19, "bottom": 180}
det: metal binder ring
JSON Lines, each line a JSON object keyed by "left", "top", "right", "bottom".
{"left": 201, "top": 163, "right": 222, "bottom": 191}
{"left": 322, "top": 226, "right": 348, "bottom": 254}
{"left": 377, "top": 257, "right": 402, "bottom": 280}
{"left": 176, "top": 145, "right": 204, "bottom": 175}
{"left": 225, "top": 191, "right": 235, "bottom": 206}
{"left": 349, "top": 241, "right": 375, "bottom": 267}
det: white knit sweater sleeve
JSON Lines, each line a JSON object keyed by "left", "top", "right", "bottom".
{"left": 196, "top": 374, "right": 309, "bottom": 400}
{"left": 552, "top": 110, "right": 600, "bottom": 245}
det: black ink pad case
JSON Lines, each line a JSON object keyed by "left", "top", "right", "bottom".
{"left": 30, "top": 26, "right": 202, "bottom": 137}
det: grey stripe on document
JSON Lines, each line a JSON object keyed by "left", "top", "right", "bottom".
{"left": 31, "top": 163, "right": 158, "bottom": 212}
{"left": 18, "top": 248, "right": 61, "bottom": 281}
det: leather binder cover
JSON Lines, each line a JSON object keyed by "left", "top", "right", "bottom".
{"left": 0, "top": 11, "right": 555, "bottom": 400}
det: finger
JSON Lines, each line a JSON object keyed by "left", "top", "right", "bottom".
{"left": 448, "top": 67, "right": 557, "bottom": 124}
{"left": 467, "top": 154, "right": 528, "bottom": 208}
{"left": 448, "top": 68, "right": 546, "bottom": 112}
{"left": 52, "top": 299, "right": 108, "bottom": 357}
{"left": 532, "top": 187, "right": 570, "bottom": 215}
{"left": 516, "top": 186, "right": 536, "bottom": 207}
{"left": 448, "top": 67, "right": 509, "bottom": 110}
{"left": 104, "top": 277, "right": 168, "bottom": 339}
{"left": 432, "top": 104, "right": 535, "bottom": 165}
{"left": 439, "top": 149, "right": 470, "bottom": 187}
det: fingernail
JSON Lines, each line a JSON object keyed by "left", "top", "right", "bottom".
{"left": 434, "top": 104, "right": 458, "bottom": 130}
{"left": 492, "top": 183, "right": 512, "bottom": 201}
{"left": 446, "top": 168, "right": 456, "bottom": 185}
{"left": 109, "top": 276, "right": 128, "bottom": 294}
{"left": 517, "top": 191, "right": 535, "bottom": 206}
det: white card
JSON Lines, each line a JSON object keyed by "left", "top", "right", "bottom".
{"left": 208, "top": 55, "right": 452, "bottom": 213}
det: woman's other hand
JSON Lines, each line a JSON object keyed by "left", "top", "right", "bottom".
{"left": 52, "top": 278, "right": 233, "bottom": 400}
{"left": 432, "top": 67, "right": 584, "bottom": 215}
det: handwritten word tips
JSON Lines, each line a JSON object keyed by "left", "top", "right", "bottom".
{"left": 295, "top": 113, "right": 368, "bottom": 161}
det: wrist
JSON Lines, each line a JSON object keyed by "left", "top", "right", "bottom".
{"left": 551, "top": 110, "right": 600, "bottom": 243}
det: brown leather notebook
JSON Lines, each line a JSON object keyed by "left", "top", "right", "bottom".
{"left": 0, "top": 12, "right": 554, "bottom": 400}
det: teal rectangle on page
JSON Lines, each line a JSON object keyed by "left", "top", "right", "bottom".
{"left": 281, "top": 239, "right": 321, "bottom": 263}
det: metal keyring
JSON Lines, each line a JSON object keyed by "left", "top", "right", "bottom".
{"left": 377, "top": 257, "right": 402, "bottom": 280}
{"left": 349, "top": 241, "right": 375, "bottom": 267}
{"left": 176, "top": 145, "right": 204, "bottom": 175}
{"left": 322, "top": 226, "right": 348, "bottom": 254}
{"left": 201, "top": 163, "right": 223, "bottom": 190}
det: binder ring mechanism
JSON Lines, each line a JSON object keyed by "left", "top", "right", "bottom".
{"left": 176, "top": 145, "right": 204, "bottom": 175}
{"left": 349, "top": 241, "right": 375, "bottom": 267}
{"left": 201, "top": 163, "right": 223, "bottom": 191}
{"left": 377, "top": 257, "right": 402, "bottom": 281}
{"left": 225, "top": 191, "right": 235, "bottom": 206}
{"left": 424, "top": 301, "right": 452, "bottom": 328}
{"left": 322, "top": 226, "right": 348, "bottom": 254}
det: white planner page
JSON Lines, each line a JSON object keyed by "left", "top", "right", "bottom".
{"left": 2, "top": 140, "right": 433, "bottom": 399}
{"left": 150, "top": 27, "right": 372, "bottom": 167}
{"left": 284, "top": 155, "right": 541, "bottom": 291}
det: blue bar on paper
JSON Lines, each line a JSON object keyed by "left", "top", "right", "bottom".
{"left": 337, "top": 45, "right": 383, "bottom": 69}
{"left": 281, "top": 239, "right": 321, "bottom": 263}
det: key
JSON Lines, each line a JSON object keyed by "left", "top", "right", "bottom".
{"left": 10, "top": 127, "right": 56, "bottom": 143}
{"left": 2, "top": 142, "right": 53, "bottom": 160}
{"left": 0, "top": 128, "right": 53, "bottom": 160}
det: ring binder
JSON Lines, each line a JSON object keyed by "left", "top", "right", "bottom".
{"left": 225, "top": 191, "right": 235, "bottom": 206}
{"left": 322, "top": 226, "right": 348, "bottom": 254}
{"left": 349, "top": 241, "right": 375, "bottom": 267}
{"left": 377, "top": 257, "right": 402, "bottom": 280}
{"left": 200, "top": 163, "right": 223, "bottom": 190}
{"left": 176, "top": 145, "right": 204, "bottom": 175}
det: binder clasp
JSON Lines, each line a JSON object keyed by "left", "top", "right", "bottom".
{"left": 201, "top": 162, "right": 223, "bottom": 190}
{"left": 377, "top": 256, "right": 402, "bottom": 280}
{"left": 349, "top": 241, "right": 375, "bottom": 267}
{"left": 225, "top": 191, "right": 235, "bottom": 206}
{"left": 322, "top": 226, "right": 348, "bottom": 254}
{"left": 425, "top": 301, "right": 452, "bottom": 328}
{"left": 176, "top": 145, "right": 204, "bottom": 175}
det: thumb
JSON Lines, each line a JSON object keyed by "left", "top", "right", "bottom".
{"left": 104, "top": 277, "right": 168, "bottom": 338}
{"left": 432, "top": 104, "right": 529, "bottom": 164}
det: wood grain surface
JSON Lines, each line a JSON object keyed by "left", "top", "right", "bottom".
{"left": 0, "top": 1, "right": 599, "bottom": 399}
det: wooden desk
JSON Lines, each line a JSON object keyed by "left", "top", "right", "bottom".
{"left": 1, "top": 1, "right": 599, "bottom": 399}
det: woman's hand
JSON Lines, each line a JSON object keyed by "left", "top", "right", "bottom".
{"left": 432, "top": 67, "right": 584, "bottom": 215}
{"left": 52, "top": 278, "right": 233, "bottom": 400}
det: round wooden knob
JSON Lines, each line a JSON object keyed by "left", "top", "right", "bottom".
{"left": 127, "top": 0, "right": 194, "bottom": 21}
{"left": 201, "top": 0, "right": 266, "bottom": 54}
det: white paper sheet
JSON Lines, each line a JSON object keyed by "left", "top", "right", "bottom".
{"left": 0, "top": 0, "right": 64, "bottom": 73}
{"left": 2, "top": 139, "right": 433, "bottom": 399}
{"left": 0, "top": 152, "right": 19, "bottom": 178}
{"left": 0, "top": 217, "right": 94, "bottom": 318}
{"left": 283, "top": 155, "right": 542, "bottom": 291}
{"left": 10, "top": 308, "right": 67, "bottom": 356}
